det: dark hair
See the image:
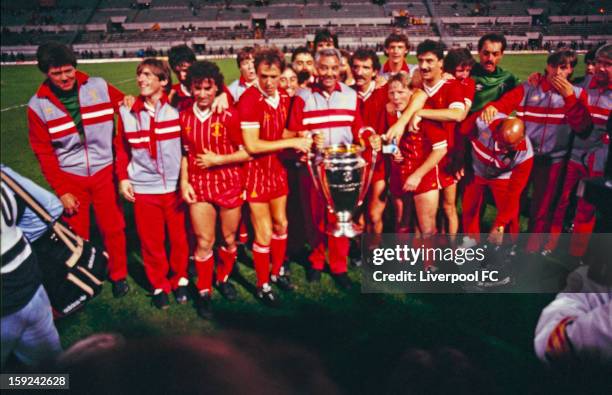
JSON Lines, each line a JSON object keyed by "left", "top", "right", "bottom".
{"left": 478, "top": 33, "right": 507, "bottom": 52}
{"left": 254, "top": 47, "right": 285, "bottom": 72}
{"left": 444, "top": 48, "right": 475, "bottom": 73}
{"left": 297, "top": 70, "right": 311, "bottom": 85}
{"left": 585, "top": 47, "right": 598, "bottom": 64}
{"left": 136, "top": 58, "right": 172, "bottom": 92}
{"left": 350, "top": 47, "right": 381, "bottom": 72}
{"left": 168, "top": 45, "right": 196, "bottom": 70}
{"left": 186, "top": 61, "right": 225, "bottom": 95}
{"left": 236, "top": 46, "right": 255, "bottom": 68}
{"left": 291, "top": 46, "right": 313, "bottom": 63}
{"left": 416, "top": 40, "right": 446, "bottom": 61}
{"left": 384, "top": 33, "right": 410, "bottom": 50}
{"left": 313, "top": 28, "right": 338, "bottom": 49}
{"left": 547, "top": 48, "right": 577, "bottom": 68}
{"left": 36, "top": 42, "right": 77, "bottom": 73}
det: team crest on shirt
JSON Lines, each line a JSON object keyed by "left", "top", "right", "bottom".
{"left": 89, "top": 89, "right": 99, "bottom": 101}
{"left": 44, "top": 107, "right": 53, "bottom": 115}
{"left": 476, "top": 83, "right": 483, "bottom": 92}
{"left": 211, "top": 122, "right": 223, "bottom": 137}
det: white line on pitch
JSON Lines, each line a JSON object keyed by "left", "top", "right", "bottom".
{"left": 0, "top": 103, "right": 27, "bottom": 112}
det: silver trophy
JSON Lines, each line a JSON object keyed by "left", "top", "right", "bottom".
{"left": 306, "top": 127, "right": 377, "bottom": 238}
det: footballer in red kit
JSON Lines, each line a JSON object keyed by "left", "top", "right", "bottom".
{"left": 238, "top": 48, "right": 312, "bottom": 306}
{"left": 378, "top": 73, "right": 448, "bottom": 236}
{"left": 180, "top": 61, "right": 251, "bottom": 318}
{"left": 168, "top": 44, "right": 234, "bottom": 113}
{"left": 350, "top": 48, "right": 388, "bottom": 235}
{"left": 410, "top": 40, "right": 467, "bottom": 241}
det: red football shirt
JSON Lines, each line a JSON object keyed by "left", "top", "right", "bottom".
{"left": 181, "top": 106, "right": 244, "bottom": 195}
{"left": 238, "top": 86, "right": 291, "bottom": 201}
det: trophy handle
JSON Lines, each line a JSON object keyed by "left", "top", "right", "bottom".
{"left": 357, "top": 127, "right": 378, "bottom": 205}
{"left": 304, "top": 131, "right": 323, "bottom": 194}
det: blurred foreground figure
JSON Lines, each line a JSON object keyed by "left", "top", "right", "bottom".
{"left": 59, "top": 333, "right": 340, "bottom": 395}
{"left": 1, "top": 171, "right": 61, "bottom": 369}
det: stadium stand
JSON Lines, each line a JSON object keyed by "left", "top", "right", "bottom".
{"left": 1, "top": 0, "right": 609, "bottom": 58}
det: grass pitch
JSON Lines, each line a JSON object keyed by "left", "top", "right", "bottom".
{"left": 0, "top": 55, "right": 587, "bottom": 393}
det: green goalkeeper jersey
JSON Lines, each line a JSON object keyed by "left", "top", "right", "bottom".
{"left": 470, "top": 63, "right": 519, "bottom": 112}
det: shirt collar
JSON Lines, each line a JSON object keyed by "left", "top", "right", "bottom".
{"left": 180, "top": 83, "right": 191, "bottom": 97}
{"left": 192, "top": 102, "right": 212, "bottom": 123}
{"left": 257, "top": 85, "right": 280, "bottom": 109}
{"left": 423, "top": 78, "right": 446, "bottom": 97}
{"left": 357, "top": 81, "right": 376, "bottom": 101}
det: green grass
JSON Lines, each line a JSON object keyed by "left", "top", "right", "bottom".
{"left": 0, "top": 55, "right": 587, "bottom": 394}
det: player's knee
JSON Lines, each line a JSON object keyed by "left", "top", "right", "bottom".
{"left": 369, "top": 210, "right": 383, "bottom": 225}
{"left": 223, "top": 233, "right": 237, "bottom": 249}
{"left": 443, "top": 201, "right": 457, "bottom": 216}
{"left": 255, "top": 228, "right": 273, "bottom": 245}
{"left": 272, "top": 220, "right": 288, "bottom": 235}
{"left": 196, "top": 236, "right": 215, "bottom": 253}
{"left": 419, "top": 217, "right": 436, "bottom": 235}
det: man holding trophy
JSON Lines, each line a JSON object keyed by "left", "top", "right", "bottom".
{"left": 289, "top": 48, "right": 381, "bottom": 290}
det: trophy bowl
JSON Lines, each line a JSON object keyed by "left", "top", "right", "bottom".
{"left": 307, "top": 140, "right": 376, "bottom": 238}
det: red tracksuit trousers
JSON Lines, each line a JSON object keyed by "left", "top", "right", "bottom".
{"left": 544, "top": 159, "right": 601, "bottom": 257}
{"left": 133, "top": 192, "right": 188, "bottom": 293}
{"left": 62, "top": 166, "right": 127, "bottom": 281}
{"left": 462, "top": 175, "right": 521, "bottom": 239}
{"left": 526, "top": 159, "right": 562, "bottom": 252}
{"left": 305, "top": 174, "right": 349, "bottom": 274}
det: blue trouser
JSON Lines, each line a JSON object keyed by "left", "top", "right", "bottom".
{"left": 1, "top": 285, "right": 62, "bottom": 368}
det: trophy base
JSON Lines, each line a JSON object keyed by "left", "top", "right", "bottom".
{"left": 327, "top": 221, "right": 362, "bottom": 238}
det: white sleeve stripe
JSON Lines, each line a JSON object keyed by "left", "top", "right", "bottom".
{"left": 241, "top": 121, "right": 260, "bottom": 129}
{"left": 449, "top": 102, "right": 466, "bottom": 110}
{"left": 432, "top": 141, "right": 448, "bottom": 149}
{"left": 49, "top": 121, "right": 76, "bottom": 134}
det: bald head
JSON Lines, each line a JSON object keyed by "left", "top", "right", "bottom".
{"left": 496, "top": 117, "right": 525, "bottom": 148}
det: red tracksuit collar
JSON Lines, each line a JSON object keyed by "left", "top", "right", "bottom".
{"left": 130, "top": 92, "right": 170, "bottom": 113}
{"left": 540, "top": 77, "right": 554, "bottom": 93}
{"left": 34, "top": 70, "right": 90, "bottom": 124}
{"left": 311, "top": 81, "right": 342, "bottom": 96}
{"left": 588, "top": 76, "right": 612, "bottom": 92}
{"left": 383, "top": 60, "right": 409, "bottom": 74}
{"left": 130, "top": 92, "right": 170, "bottom": 160}
{"left": 239, "top": 75, "right": 257, "bottom": 87}
{"left": 36, "top": 70, "right": 90, "bottom": 99}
